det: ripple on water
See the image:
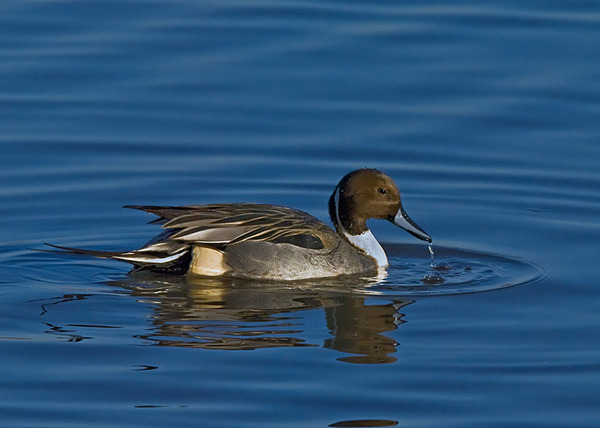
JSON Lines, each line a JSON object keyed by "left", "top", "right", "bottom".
{"left": 378, "top": 244, "right": 548, "bottom": 297}
{"left": 106, "top": 244, "right": 546, "bottom": 300}
{"left": 13, "top": 242, "right": 547, "bottom": 299}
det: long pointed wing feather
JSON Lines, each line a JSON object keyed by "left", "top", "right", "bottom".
{"left": 130, "top": 203, "right": 332, "bottom": 248}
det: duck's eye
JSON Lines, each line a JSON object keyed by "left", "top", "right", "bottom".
{"left": 378, "top": 188, "right": 387, "bottom": 195}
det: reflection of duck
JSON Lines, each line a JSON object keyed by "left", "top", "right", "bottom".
{"left": 324, "top": 296, "right": 412, "bottom": 364}
{"left": 106, "top": 273, "right": 414, "bottom": 363}
{"left": 43, "top": 169, "right": 430, "bottom": 280}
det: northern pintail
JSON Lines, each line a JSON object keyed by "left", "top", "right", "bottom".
{"left": 45, "top": 169, "right": 431, "bottom": 280}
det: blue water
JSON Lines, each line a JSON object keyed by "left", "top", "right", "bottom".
{"left": 2, "top": 1, "right": 600, "bottom": 426}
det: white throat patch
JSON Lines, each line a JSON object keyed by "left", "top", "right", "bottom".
{"left": 343, "top": 229, "right": 389, "bottom": 267}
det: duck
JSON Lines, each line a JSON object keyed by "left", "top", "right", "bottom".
{"left": 44, "top": 168, "right": 431, "bottom": 280}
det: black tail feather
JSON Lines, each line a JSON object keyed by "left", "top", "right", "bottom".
{"left": 36, "top": 243, "right": 192, "bottom": 275}
{"left": 38, "top": 243, "right": 125, "bottom": 259}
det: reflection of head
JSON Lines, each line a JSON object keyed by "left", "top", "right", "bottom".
{"left": 324, "top": 296, "right": 413, "bottom": 364}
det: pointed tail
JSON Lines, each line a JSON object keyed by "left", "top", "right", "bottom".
{"left": 36, "top": 243, "right": 192, "bottom": 274}
{"left": 38, "top": 243, "right": 126, "bottom": 259}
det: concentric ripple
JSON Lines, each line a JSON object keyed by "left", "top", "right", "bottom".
{"left": 377, "top": 243, "right": 548, "bottom": 296}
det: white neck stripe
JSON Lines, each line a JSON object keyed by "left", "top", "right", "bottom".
{"left": 333, "top": 186, "right": 343, "bottom": 228}
{"left": 343, "top": 230, "right": 388, "bottom": 267}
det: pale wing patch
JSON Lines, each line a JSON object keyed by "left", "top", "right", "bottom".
{"left": 171, "top": 226, "right": 252, "bottom": 243}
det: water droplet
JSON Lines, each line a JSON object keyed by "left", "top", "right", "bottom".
{"left": 434, "top": 262, "right": 452, "bottom": 271}
{"left": 428, "top": 243, "right": 435, "bottom": 268}
{"left": 422, "top": 271, "right": 445, "bottom": 284}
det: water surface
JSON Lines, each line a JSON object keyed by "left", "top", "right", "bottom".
{"left": 1, "top": 1, "right": 600, "bottom": 427}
